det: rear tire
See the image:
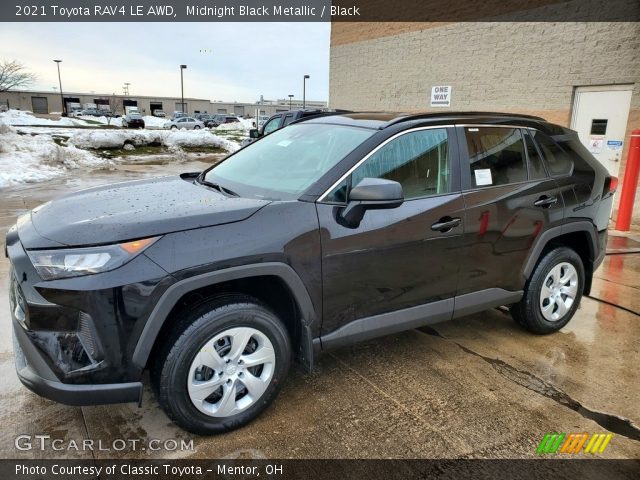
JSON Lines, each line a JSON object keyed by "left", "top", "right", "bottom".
{"left": 511, "top": 247, "right": 584, "bottom": 334}
{"left": 151, "top": 295, "right": 291, "bottom": 434}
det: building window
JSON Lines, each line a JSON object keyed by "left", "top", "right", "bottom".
{"left": 590, "top": 119, "right": 608, "bottom": 135}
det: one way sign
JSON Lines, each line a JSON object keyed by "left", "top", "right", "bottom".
{"left": 431, "top": 85, "right": 452, "bottom": 107}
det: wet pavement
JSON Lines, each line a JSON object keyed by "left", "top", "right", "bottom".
{"left": 0, "top": 160, "right": 638, "bottom": 460}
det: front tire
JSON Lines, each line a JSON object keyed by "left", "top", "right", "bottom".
{"left": 151, "top": 296, "right": 291, "bottom": 434}
{"left": 511, "top": 247, "right": 584, "bottom": 334}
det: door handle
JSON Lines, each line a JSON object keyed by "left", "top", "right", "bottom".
{"left": 431, "top": 217, "right": 461, "bottom": 232}
{"left": 534, "top": 196, "right": 558, "bottom": 208}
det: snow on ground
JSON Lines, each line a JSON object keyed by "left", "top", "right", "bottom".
{"left": 79, "top": 114, "right": 167, "bottom": 128}
{"left": 214, "top": 118, "right": 253, "bottom": 132}
{"left": 0, "top": 109, "right": 80, "bottom": 127}
{"left": 67, "top": 128, "right": 240, "bottom": 152}
{"left": 141, "top": 115, "right": 169, "bottom": 128}
{"left": 0, "top": 122, "right": 111, "bottom": 188}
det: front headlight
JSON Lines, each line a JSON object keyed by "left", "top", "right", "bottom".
{"left": 27, "top": 236, "right": 160, "bottom": 280}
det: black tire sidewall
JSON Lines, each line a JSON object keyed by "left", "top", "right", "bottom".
{"left": 157, "top": 301, "right": 291, "bottom": 434}
{"left": 524, "top": 247, "right": 585, "bottom": 333}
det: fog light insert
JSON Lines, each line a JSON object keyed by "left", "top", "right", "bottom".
{"left": 77, "top": 312, "right": 101, "bottom": 362}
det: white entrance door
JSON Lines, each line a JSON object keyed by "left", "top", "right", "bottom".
{"left": 570, "top": 85, "right": 633, "bottom": 177}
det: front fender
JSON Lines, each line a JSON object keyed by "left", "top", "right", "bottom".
{"left": 131, "top": 262, "right": 316, "bottom": 371}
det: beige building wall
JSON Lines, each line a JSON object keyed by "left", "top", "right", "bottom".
{"left": 329, "top": 21, "right": 640, "bottom": 224}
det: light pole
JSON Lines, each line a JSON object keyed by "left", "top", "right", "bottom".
{"left": 302, "top": 75, "right": 310, "bottom": 110}
{"left": 53, "top": 60, "right": 65, "bottom": 116}
{"left": 180, "top": 64, "right": 187, "bottom": 113}
{"left": 288, "top": 94, "right": 294, "bottom": 110}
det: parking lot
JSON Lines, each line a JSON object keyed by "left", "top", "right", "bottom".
{"left": 0, "top": 157, "right": 638, "bottom": 460}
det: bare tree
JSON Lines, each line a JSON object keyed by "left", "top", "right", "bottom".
{"left": 0, "top": 60, "right": 36, "bottom": 93}
{"left": 107, "top": 94, "right": 124, "bottom": 126}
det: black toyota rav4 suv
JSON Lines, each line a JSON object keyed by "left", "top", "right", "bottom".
{"left": 7, "top": 112, "right": 615, "bottom": 434}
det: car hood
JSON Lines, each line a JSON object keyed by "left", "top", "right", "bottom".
{"left": 20, "top": 175, "right": 270, "bottom": 248}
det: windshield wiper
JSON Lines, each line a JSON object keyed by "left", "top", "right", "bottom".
{"left": 196, "top": 177, "right": 239, "bottom": 197}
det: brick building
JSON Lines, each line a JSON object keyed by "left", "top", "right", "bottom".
{"left": 329, "top": 20, "right": 640, "bottom": 222}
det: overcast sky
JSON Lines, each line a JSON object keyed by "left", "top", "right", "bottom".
{"left": 0, "top": 23, "right": 331, "bottom": 103}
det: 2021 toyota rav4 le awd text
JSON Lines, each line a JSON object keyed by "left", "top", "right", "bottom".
{"left": 6, "top": 112, "right": 616, "bottom": 434}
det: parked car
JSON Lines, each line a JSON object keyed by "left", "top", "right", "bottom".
{"left": 7, "top": 112, "right": 615, "bottom": 435}
{"left": 171, "top": 111, "right": 188, "bottom": 120}
{"left": 164, "top": 117, "right": 205, "bottom": 130}
{"left": 69, "top": 108, "right": 84, "bottom": 118}
{"left": 241, "top": 109, "right": 330, "bottom": 147}
{"left": 153, "top": 109, "right": 166, "bottom": 118}
{"left": 122, "top": 112, "right": 145, "bottom": 129}
{"left": 219, "top": 115, "right": 241, "bottom": 124}
{"left": 193, "top": 114, "right": 218, "bottom": 128}
{"left": 80, "top": 108, "right": 104, "bottom": 117}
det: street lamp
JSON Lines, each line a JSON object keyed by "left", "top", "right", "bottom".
{"left": 303, "top": 75, "right": 310, "bottom": 110}
{"left": 288, "top": 94, "right": 294, "bottom": 110}
{"left": 53, "top": 60, "right": 65, "bottom": 116}
{"left": 180, "top": 65, "right": 187, "bottom": 114}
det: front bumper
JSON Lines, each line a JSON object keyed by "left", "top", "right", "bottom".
{"left": 5, "top": 224, "right": 170, "bottom": 406}
{"left": 13, "top": 320, "right": 142, "bottom": 406}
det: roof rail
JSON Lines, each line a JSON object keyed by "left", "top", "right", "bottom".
{"left": 385, "top": 111, "right": 547, "bottom": 127}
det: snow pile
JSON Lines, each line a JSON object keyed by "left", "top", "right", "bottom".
{"left": 0, "top": 109, "right": 79, "bottom": 127}
{"left": 0, "top": 122, "right": 111, "bottom": 188}
{"left": 142, "top": 115, "right": 168, "bottom": 128}
{"left": 75, "top": 115, "right": 122, "bottom": 126}
{"left": 67, "top": 129, "right": 240, "bottom": 152}
{"left": 215, "top": 123, "right": 247, "bottom": 132}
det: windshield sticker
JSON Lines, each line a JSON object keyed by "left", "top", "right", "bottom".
{"left": 474, "top": 169, "right": 493, "bottom": 186}
{"left": 277, "top": 140, "right": 293, "bottom": 147}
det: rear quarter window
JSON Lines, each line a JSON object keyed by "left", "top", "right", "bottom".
{"left": 528, "top": 130, "right": 574, "bottom": 177}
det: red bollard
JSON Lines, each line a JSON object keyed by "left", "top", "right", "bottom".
{"left": 615, "top": 129, "right": 640, "bottom": 231}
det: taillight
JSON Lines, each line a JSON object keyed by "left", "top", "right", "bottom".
{"left": 604, "top": 176, "right": 618, "bottom": 196}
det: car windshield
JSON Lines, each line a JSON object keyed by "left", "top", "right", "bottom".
{"left": 203, "top": 123, "right": 374, "bottom": 200}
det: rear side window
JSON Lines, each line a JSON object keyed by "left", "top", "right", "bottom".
{"left": 351, "top": 128, "right": 451, "bottom": 200}
{"left": 466, "top": 127, "right": 527, "bottom": 188}
{"left": 528, "top": 130, "right": 574, "bottom": 176}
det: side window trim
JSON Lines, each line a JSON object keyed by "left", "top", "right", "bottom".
{"left": 523, "top": 129, "right": 550, "bottom": 179}
{"left": 318, "top": 125, "right": 461, "bottom": 204}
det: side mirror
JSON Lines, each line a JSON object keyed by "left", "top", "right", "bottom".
{"left": 339, "top": 178, "right": 404, "bottom": 228}
{"left": 249, "top": 128, "right": 260, "bottom": 139}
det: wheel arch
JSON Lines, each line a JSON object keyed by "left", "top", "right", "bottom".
{"left": 522, "top": 221, "right": 598, "bottom": 295}
{"left": 132, "top": 262, "right": 316, "bottom": 373}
